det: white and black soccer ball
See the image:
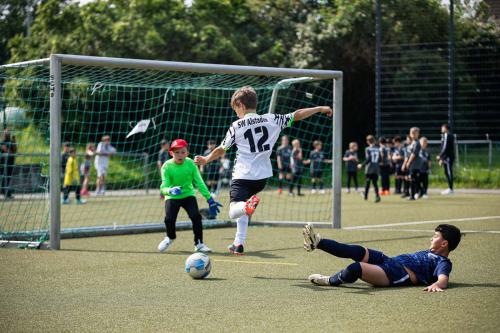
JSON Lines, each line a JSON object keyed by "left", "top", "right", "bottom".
{"left": 185, "top": 253, "right": 211, "bottom": 279}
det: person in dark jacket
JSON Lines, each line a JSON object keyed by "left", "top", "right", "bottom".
{"left": 437, "top": 124, "right": 455, "bottom": 195}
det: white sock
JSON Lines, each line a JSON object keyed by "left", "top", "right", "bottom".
{"left": 229, "top": 201, "right": 246, "bottom": 220}
{"left": 234, "top": 215, "right": 249, "bottom": 246}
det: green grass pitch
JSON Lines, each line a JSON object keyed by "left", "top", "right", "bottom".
{"left": 1, "top": 193, "right": 500, "bottom": 332}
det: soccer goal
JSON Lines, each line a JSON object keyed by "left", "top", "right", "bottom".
{"left": 0, "top": 55, "right": 342, "bottom": 249}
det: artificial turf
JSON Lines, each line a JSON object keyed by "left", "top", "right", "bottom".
{"left": 1, "top": 194, "right": 500, "bottom": 332}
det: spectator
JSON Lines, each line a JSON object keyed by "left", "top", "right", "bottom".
{"left": 157, "top": 139, "right": 170, "bottom": 199}
{"left": 401, "top": 135, "right": 412, "bottom": 198}
{"left": 289, "top": 139, "right": 304, "bottom": 196}
{"left": 1, "top": 129, "right": 17, "bottom": 199}
{"left": 94, "top": 135, "right": 116, "bottom": 195}
{"left": 276, "top": 135, "right": 292, "bottom": 195}
{"left": 419, "top": 137, "right": 431, "bottom": 199}
{"left": 437, "top": 124, "right": 455, "bottom": 195}
{"left": 202, "top": 140, "right": 221, "bottom": 194}
{"left": 357, "top": 135, "right": 381, "bottom": 203}
{"left": 391, "top": 136, "right": 405, "bottom": 194}
{"left": 402, "top": 127, "right": 423, "bottom": 201}
{"left": 80, "top": 142, "right": 95, "bottom": 196}
{"left": 61, "top": 142, "right": 71, "bottom": 181}
{"left": 63, "top": 148, "right": 85, "bottom": 204}
{"left": 379, "top": 137, "right": 392, "bottom": 195}
{"left": 306, "top": 140, "right": 329, "bottom": 194}
{"left": 343, "top": 142, "right": 359, "bottom": 193}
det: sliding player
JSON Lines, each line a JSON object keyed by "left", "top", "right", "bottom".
{"left": 194, "top": 86, "right": 333, "bottom": 255}
{"left": 303, "top": 223, "right": 461, "bottom": 292}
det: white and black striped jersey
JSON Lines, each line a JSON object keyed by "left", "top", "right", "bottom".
{"left": 221, "top": 112, "right": 294, "bottom": 180}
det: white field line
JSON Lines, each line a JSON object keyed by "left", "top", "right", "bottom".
{"left": 344, "top": 216, "right": 500, "bottom": 230}
{"left": 347, "top": 228, "right": 500, "bottom": 234}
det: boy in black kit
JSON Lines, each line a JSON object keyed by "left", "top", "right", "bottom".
{"left": 401, "top": 135, "right": 412, "bottom": 198}
{"left": 343, "top": 142, "right": 359, "bottom": 193}
{"left": 276, "top": 135, "right": 293, "bottom": 195}
{"left": 402, "top": 127, "right": 423, "bottom": 201}
{"left": 357, "top": 135, "right": 381, "bottom": 203}
{"left": 391, "top": 136, "right": 404, "bottom": 194}
{"left": 307, "top": 140, "right": 329, "bottom": 194}
{"left": 419, "top": 137, "right": 431, "bottom": 199}
{"left": 378, "top": 137, "right": 392, "bottom": 195}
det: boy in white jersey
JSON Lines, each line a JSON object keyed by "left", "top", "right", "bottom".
{"left": 194, "top": 86, "right": 332, "bottom": 255}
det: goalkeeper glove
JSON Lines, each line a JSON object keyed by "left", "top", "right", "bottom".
{"left": 207, "top": 197, "right": 223, "bottom": 217}
{"left": 168, "top": 186, "right": 182, "bottom": 196}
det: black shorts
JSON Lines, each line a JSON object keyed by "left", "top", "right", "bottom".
{"left": 368, "top": 249, "right": 413, "bottom": 287}
{"left": 230, "top": 178, "right": 267, "bottom": 203}
{"left": 310, "top": 170, "right": 323, "bottom": 178}
{"left": 395, "top": 165, "right": 405, "bottom": 176}
{"left": 279, "top": 165, "right": 292, "bottom": 174}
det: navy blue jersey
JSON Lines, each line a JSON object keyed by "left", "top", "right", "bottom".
{"left": 277, "top": 145, "right": 292, "bottom": 167}
{"left": 392, "top": 146, "right": 404, "bottom": 167}
{"left": 379, "top": 146, "right": 391, "bottom": 166}
{"left": 439, "top": 132, "right": 455, "bottom": 160}
{"left": 344, "top": 150, "right": 358, "bottom": 172}
{"left": 419, "top": 149, "right": 431, "bottom": 173}
{"left": 362, "top": 146, "right": 380, "bottom": 175}
{"left": 291, "top": 148, "right": 303, "bottom": 174}
{"left": 393, "top": 250, "right": 452, "bottom": 285}
{"left": 309, "top": 150, "right": 325, "bottom": 171}
{"left": 61, "top": 152, "right": 70, "bottom": 173}
{"left": 203, "top": 148, "right": 221, "bottom": 174}
{"left": 408, "top": 140, "right": 423, "bottom": 171}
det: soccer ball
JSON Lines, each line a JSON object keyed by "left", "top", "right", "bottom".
{"left": 185, "top": 253, "right": 211, "bottom": 279}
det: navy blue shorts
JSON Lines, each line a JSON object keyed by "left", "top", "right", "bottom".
{"left": 310, "top": 169, "right": 323, "bottom": 178}
{"left": 368, "top": 249, "right": 412, "bottom": 286}
{"left": 230, "top": 179, "right": 267, "bottom": 203}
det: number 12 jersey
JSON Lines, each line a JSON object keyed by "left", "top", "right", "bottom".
{"left": 221, "top": 112, "right": 294, "bottom": 180}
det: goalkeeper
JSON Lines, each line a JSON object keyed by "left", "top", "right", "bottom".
{"left": 157, "top": 139, "right": 222, "bottom": 253}
{"left": 303, "top": 223, "right": 461, "bottom": 292}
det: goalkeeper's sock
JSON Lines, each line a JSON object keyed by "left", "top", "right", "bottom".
{"left": 234, "top": 215, "right": 248, "bottom": 245}
{"left": 229, "top": 201, "right": 246, "bottom": 220}
{"left": 329, "top": 262, "right": 362, "bottom": 286}
{"left": 317, "top": 239, "right": 366, "bottom": 262}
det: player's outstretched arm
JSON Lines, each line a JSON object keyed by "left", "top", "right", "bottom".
{"left": 423, "top": 274, "right": 449, "bottom": 292}
{"left": 194, "top": 146, "right": 225, "bottom": 166}
{"left": 293, "top": 106, "right": 333, "bottom": 122}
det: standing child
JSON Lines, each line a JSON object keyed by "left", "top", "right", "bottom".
{"left": 401, "top": 135, "right": 412, "bottom": 198}
{"left": 63, "top": 148, "right": 85, "bottom": 205}
{"left": 80, "top": 142, "right": 95, "bottom": 196}
{"left": 290, "top": 139, "right": 305, "bottom": 196}
{"left": 391, "top": 136, "right": 405, "bottom": 194}
{"left": 157, "top": 139, "right": 170, "bottom": 199}
{"left": 378, "top": 137, "right": 392, "bottom": 195}
{"left": 307, "top": 140, "right": 329, "bottom": 194}
{"left": 157, "top": 139, "right": 222, "bottom": 253}
{"left": 343, "top": 142, "right": 359, "bottom": 193}
{"left": 276, "top": 135, "right": 293, "bottom": 195}
{"left": 402, "top": 127, "right": 423, "bottom": 201}
{"left": 195, "top": 86, "right": 333, "bottom": 255}
{"left": 419, "top": 137, "right": 431, "bottom": 199}
{"left": 357, "top": 135, "right": 381, "bottom": 203}
{"left": 94, "top": 135, "right": 116, "bottom": 195}
{"left": 202, "top": 140, "right": 221, "bottom": 194}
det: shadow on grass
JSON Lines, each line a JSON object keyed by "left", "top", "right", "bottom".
{"left": 216, "top": 246, "right": 300, "bottom": 259}
{"left": 198, "top": 278, "right": 227, "bottom": 282}
{"left": 448, "top": 282, "right": 500, "bottom": 289}
{"left": 253, "top": 276, "right": 304, "bottom": 281}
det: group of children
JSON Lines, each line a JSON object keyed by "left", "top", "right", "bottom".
{"left": 158, "top": 85, "right": 462, "bottom": 293}
{"left": 276, "top": 136, "right": 331, "bottom": 196}
{"left": 61, "top": 135, "right": 116, "bottom": 204}
{"left": 344, "top": 127, "right": 432, "bottom": 202}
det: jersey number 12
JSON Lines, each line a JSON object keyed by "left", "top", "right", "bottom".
{"left": 244, "top": 126, "right": 270, "bottom": 153}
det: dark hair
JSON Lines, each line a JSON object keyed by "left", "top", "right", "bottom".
{"left": 69, "top": 148, "right": 76, "bottom": 154}
{"left": 207, "top": 139, "right": 216, "bottom": 145}
{"left": 435, "top": 224, "right": 461, "bottom": 251}
{"left": 379, "top": 137, "right": 386, "bottom": 144}
{"left": 160, "top": 139, "right": 168, "bottom": 146}
{"left": 393, "top": 136, "right": 401, "bottom": 143}
{"left": 63, "top": 142, "right": 71, "bottom": 147}
{"left": 366, "top": 135, "right": 375, "bottom": 144}
{"left": 442, "top": 124, "right": 450, "bottom": 130}
{"left": 231, "top": 86, "right": 257, "bottom": 110}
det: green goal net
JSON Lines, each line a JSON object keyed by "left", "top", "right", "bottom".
{"left": 0, "top": 56, "right": 341, "bottom": 247}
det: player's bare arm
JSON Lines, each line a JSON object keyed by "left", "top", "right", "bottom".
{"left": 293, "top": 106, "right": 333, "bottom": 121}
{"left": 424, "top": 274, "right": 449, "bottom": 292}
{"left": 195, "top": 146, "right": 225, "bottom": 166}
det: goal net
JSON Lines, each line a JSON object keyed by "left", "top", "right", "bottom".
{"left": 0, "top": 55, "right": 342, "bottom": 248}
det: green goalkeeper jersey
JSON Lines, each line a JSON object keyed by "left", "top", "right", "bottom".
{"left": 160, "top": 157, "right": 211, "bottom": 201}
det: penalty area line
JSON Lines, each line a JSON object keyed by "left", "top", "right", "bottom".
{"left": 213, "top": 258, "right": 299, "bottom": 266}
{"left": 344, "top": 216, "right": 500, "bottom": 230}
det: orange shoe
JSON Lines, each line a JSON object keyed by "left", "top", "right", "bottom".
{"left": 245, "top": 195, "right": 260, "bottom": 216}
{"left": 277, "top": 188, "right": 283, "bottom": 195}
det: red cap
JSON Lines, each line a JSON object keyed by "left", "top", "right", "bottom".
{"left": 169, "top": 139, "right": 188, "bottom": 152}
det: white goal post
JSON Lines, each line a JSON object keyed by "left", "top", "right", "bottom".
{"left": 2, "top": 54, "right": 343, "bottom": 250}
